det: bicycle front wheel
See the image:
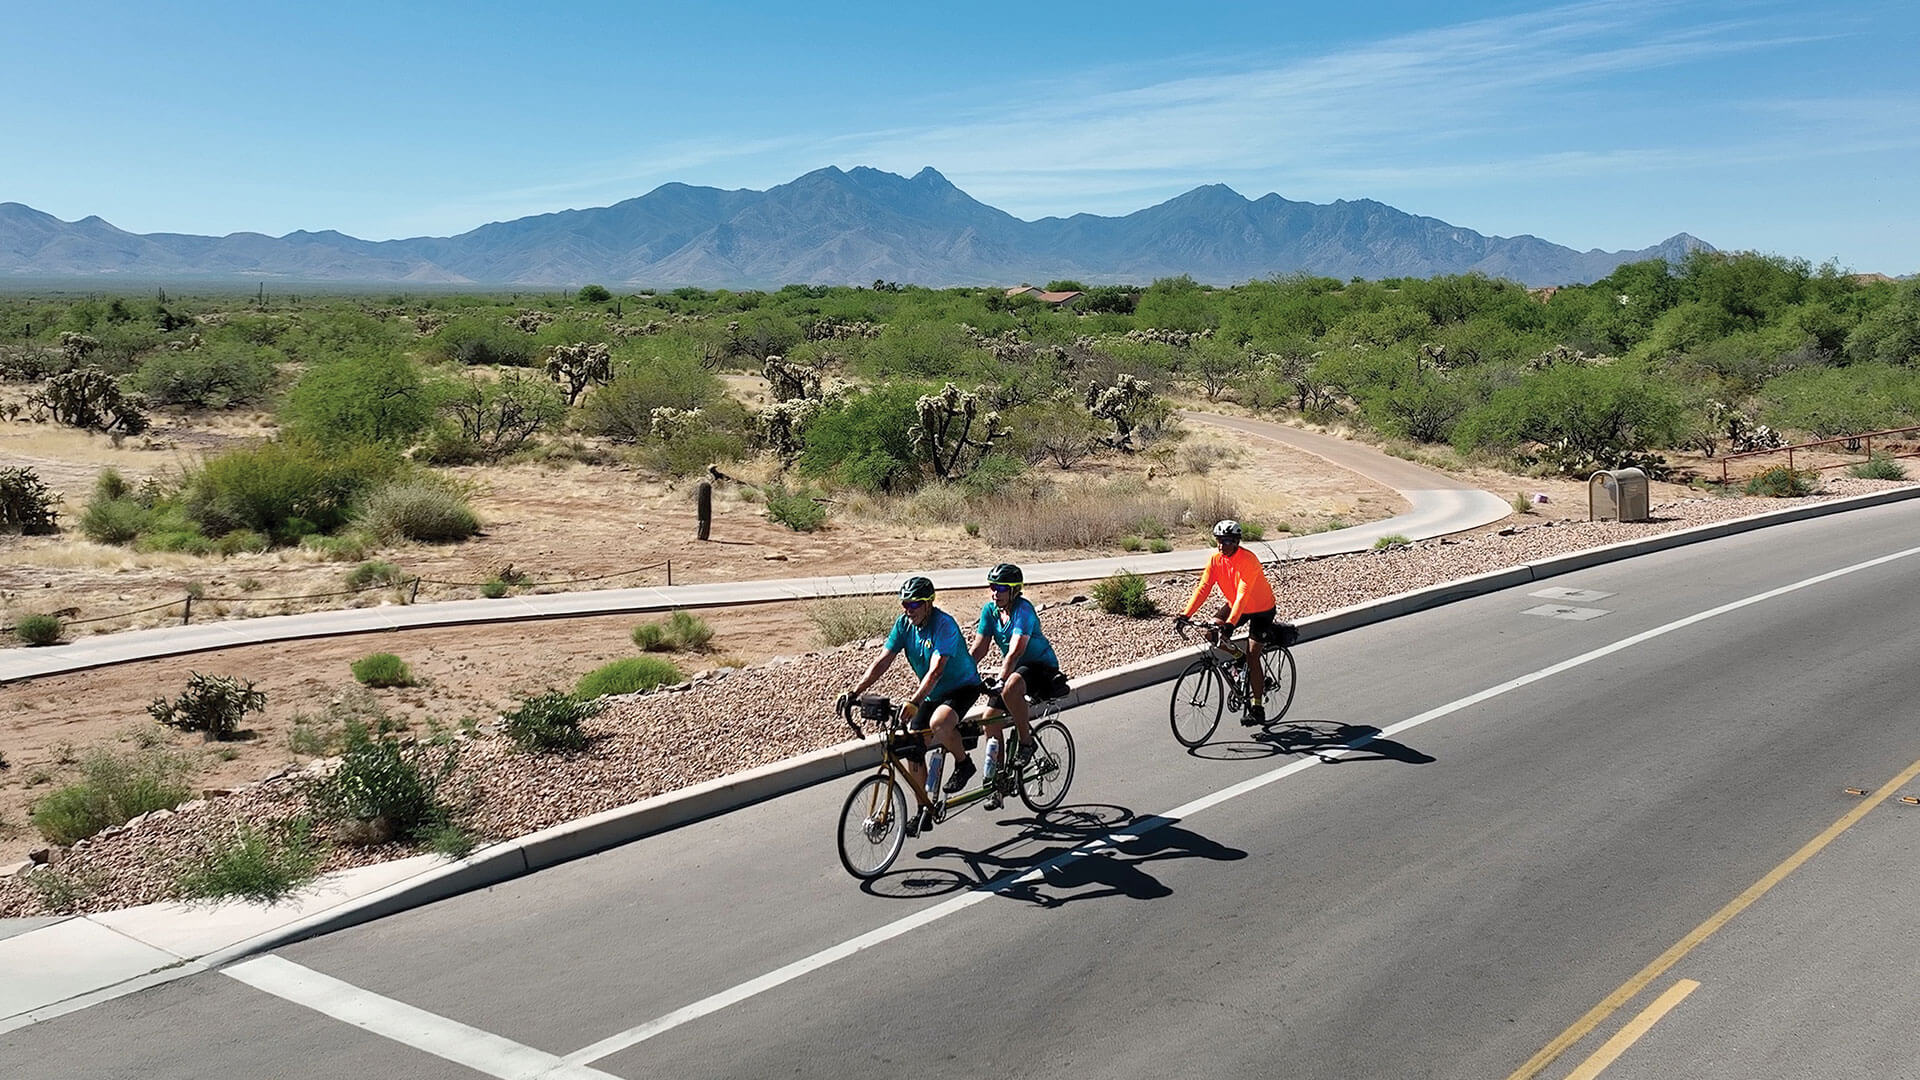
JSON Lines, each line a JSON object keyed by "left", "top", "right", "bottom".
{"left": 1017, "top": 719, "right": 1076, "bottom": 814}
{"left": 837, "top": 773, "right": 909, "bottom": 880}
{"left": 1169, "top": 659, "right": 1224, "bottom": 747}
{"left": 1261, "top": 646, "right": 1298, "bottom": 722}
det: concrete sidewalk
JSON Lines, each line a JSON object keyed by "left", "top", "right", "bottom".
{"left": 4, "top": 482, "right": 1915, "bottom": 1034}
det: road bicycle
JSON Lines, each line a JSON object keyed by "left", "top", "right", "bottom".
{"left": 835, "top": 682, "right": 1076, "bottom": 880}
{"left": 1168, "top": 619, "right": 1298, "bottom": 748}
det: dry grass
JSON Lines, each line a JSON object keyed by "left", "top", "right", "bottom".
{"left": 980, "top": 479, "right": 1238, "bottom": 551}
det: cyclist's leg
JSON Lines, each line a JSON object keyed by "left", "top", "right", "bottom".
{"left": 1003, "top": 669, "right": 1034, "bottom": 747}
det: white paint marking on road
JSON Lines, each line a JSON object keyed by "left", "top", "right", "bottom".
{"left": 562, "top": 542, "right": 1920, "bottom": 1067}
{"left": 1531, "top": 587, "right": 1614, "bottom": 603}
{"left": 1521, "top": 604, "right": 1611, "bottom": 621}
{"left": 225, "top": 955, "right": 617, "bottom": 1080}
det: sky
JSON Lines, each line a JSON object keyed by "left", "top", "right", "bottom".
{"left": 3, "top": 0, "right": 1915, "bottom": 273}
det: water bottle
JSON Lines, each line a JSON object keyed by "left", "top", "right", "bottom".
{"left": 984, "top": 736, "right": 1002, "bottom": 785}
{"left": 926, "top": 748, "right": 945, "bottom": 805}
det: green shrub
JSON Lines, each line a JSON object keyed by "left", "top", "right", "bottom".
{"left": 215, "top": 529, "right": 269, "bottom": 556}
{"left": 303, "top": 532, "right": 371, "bottom": 562}
{"left": 0, "top": 466, "right": 61, "bottom": 535}
{"left": 279, "top": 350, "right": 436, "bottom": 447}
{"left": 806, "top": 595, "right": 897, "bottom": 646}
{"left": 577, "top": 284, "right": 613, "bottom": 304}
{"left": 433, "top": 317, "right": 537, "bottom": 367}
{"left": 351, "top": 653, "right": 414, "bottom": 688}
{"left": 1147, "top": 538, "right": 1173, "bottom": 553}
{"left": 13, "top": 614, "right": 63, "bottom": 646}
{"left": 173, "top": 817, "right": 324, "bottom": 903}
{"left": 79, "top": 492, "right": 149, "bottom": 544}
{"left": 1092, "top": 570, "right": 1157, "bottom": 617}
{"left": 30, "top": 748, "right": 192, "bottom": 845}
{"left": 574, "top": 656, "right": 683, "bottom": 699}
{"left": 184, "top": 440, "right": 401, "bottom": 539}
{"left": 346, "top": 560, "right": 407, "bottom": 590}
{"left": 147, "top": 672, "right": 267, "bottom": 740}
{"left": 137, "top": 527, "right": 216, "bottom": 555}
{"left": 631, "top": 623, "right": 670, "bottom": 651}
{"left": 1744, "top": 465, "right": 1819, "bottom": 497}
{"left": 352, "top": 479, "right": 481, "bottom": 544}
{"left": 1849, "top": 455, "right": 1908, "bottom": 480}
{"left": 1120, "top": 536, "right": 1144, "bottom": 552}
{"left": 1240, "top": 522, "right": 1266, "bottom": 541}
{"left": 764, "top": 484, "right": 827, "bottom": 532}
{"left": 666, "top": 609, "right": 713, "bottom": 650}
{"left": 309, "top": 722, "right": 456, "bottom": 844}
{"left": 501, "top": 690, "right": 600, "bottom": 752}
{"left": 1373, "top": 534, "right": 1413, "bottom": 549}
{"left": 127, "top": 342, "right": 278, "bottom": 408}
{"left": 28, "top": 867, "right": 102, "bottom": 913}
{"left": 480, "top": 577, "right": 509, "bottom": 599}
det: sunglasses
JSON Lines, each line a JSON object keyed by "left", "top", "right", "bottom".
{"left": 989, "top": 584, "right": 1013, "bottom": 593}
{"left": 902, "top": 600, "right": 928, "bottom": 611}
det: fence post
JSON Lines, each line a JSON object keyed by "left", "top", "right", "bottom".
{"left": 666, "top": 559, "right": 672, "bottom": 587}
{"left": 181, "top": 595, "right": 193, "bottom": 625}
{"left": 696, "top": 481, "right": 712, "bottom": 541}
{"left": 409, "top": 577, "right": 422, "bottom": 604}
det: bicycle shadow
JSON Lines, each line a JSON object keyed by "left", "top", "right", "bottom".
{"left": 862, "top": 803, "right": 1247, "bottom": 908}
{"left": 1191, "top": 719, "right": 1435, "bottom": 766}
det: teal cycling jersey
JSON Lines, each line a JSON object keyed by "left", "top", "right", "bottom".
{"left": 884, "top": 608, "right": 982, "bottom": 699}
{"left": 975, "top": 597, "right": 1058, "bottom": 669}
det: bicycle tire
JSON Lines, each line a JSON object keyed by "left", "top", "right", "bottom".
{"left": 1169, "top": 658, "right": 1224, "bottom": 747}
{"left": 1017, "top": 719, "right": 1076, "bottom": 814}
{"left": 837, "top": 773, "right": 909, "bottom": 880}
{"left": 1261, "top": 646, "right": 1298, "bottom": 721}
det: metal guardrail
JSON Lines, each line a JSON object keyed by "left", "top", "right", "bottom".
{"left": 1718, "top": 425, "right": 1920, "bottom": 484}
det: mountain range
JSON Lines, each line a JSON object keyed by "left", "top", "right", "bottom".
{"left": 0, "top": 166, "right": 1711, "bottom": 289}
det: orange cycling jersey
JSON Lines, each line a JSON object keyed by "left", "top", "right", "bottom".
{"left": 1182, "top": 546, "right": 1276, "bottom": 622}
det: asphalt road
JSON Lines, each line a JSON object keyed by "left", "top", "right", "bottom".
{"left": 8, "top": 501, "right": 1920, "bottom": 1079}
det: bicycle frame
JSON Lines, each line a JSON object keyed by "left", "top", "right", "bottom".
{"left": 842, "top": 695, "right": 1056, "bottom": 818}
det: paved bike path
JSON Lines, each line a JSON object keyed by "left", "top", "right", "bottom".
{"left": 0, "top": 413, "right": 1510, "bottom": 682}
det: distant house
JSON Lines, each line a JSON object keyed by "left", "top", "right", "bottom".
{"left": 1004, "top": 285, "right": 1085, "bottom": 308}
{"left": 1854, "top": 272, "right": 1896, "bottom": 285}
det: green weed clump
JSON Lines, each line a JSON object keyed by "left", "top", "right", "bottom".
{"left": 30, "top": 748, "right": 193, "bottom": 845}
{"left": 1744, "top": 465, "right": 1819, "bottom": 497}
{"left": 631, "top": 610, "right": 715, "bottom": 652}
{"left": 309, "top": 722, "right": 458, "bottom": 845}
{"left": 806, "top": 596, "right": 897, "bottom": 646}
{"left": 173, "top": 817, "right": 324, "bottom": 903}
{"left": 501, "top": 691, "right": 601, "bottom": 752}
{"left": 1849, "top": 455, "right": 1908, "bottom": 480}
{"left": 574, "top": 656, "right": 683, "bottom": 699}
{"left": 346, "top": 560, "right": 407, "bottom": 590}
{"left": 352, "top": 479, "right": 481, "bottom": 543}
{"left": 351, "top": 653, "right": 414, "bottom": 688}
{"left": 763, "top": 484, "right": 827, "bottom": 532}
{"left": 1092, "top": 570, "right": 1157, "bottom": 617}
{"left": 1373, "top": 534, "right": 1412, "bottom": 550}
{"left": 13, "top": 613, "right": 63, "bottom": 646}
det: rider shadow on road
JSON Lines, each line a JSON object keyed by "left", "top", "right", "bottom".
{"left": 1193, "top": 720, "right": 1435, "bottom": 765}
{"left": 866, "top": 803, "right": 1246, "bottom": 908}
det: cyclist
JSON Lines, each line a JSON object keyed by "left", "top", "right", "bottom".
{"left": 845, "top": 575, "right": 986, "bottom": 834}
{"left": 1175, "top": 519, "right": 1279, "bottom": 725}
{"left": 969, "top": 562, "right": 1063, "bottom": 772}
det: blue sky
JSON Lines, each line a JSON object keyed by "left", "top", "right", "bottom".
{"left": 4, "top": 0, "right": 1914, "bottom": 272}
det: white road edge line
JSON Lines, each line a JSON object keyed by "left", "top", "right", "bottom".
{"left": 224, "top": 955, "right": 617, "bottom": 1080}
{"left": 558, "top": 542, "right": 1920, "bottom": 1067}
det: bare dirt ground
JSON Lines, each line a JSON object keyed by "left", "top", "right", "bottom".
{"left": 0, "top": 410, "right": 1402, "bottom": 862}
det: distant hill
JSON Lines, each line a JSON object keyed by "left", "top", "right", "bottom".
{"left": 0, "top": 167, "right": 1713, "bottom": 288}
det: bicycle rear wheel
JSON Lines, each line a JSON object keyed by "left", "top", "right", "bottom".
{"left": 837, "top": 773, "right": 909, "bottom": 880}
{"left": 1169, "top": 659, "right": 1224, "bottom": 747}
{"left": 1017, "top": 719, "right": 1076, "bottom": 814}
{"left": 1261, "top": 646, "right": 1298, "bottom": 721}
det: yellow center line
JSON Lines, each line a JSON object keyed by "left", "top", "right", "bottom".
{"left": 1506, "top": 752, "right": 1920, "bottom": 1080}
{"left": 1564, "top": 979, "right": 1700, "bottom": 1080}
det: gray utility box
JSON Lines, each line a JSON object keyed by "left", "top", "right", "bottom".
{"left": 1588, "top": 467, "right": 1650, "bottom": 522}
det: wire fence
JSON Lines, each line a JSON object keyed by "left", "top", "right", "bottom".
{"left": 3, "top": 559, "right": 674, "bottom": 637}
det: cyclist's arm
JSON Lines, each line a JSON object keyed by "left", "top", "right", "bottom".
{"left": 999, "top": 632, "right": 1030, "bottom": 681}
{"left": 1181, "top": 558, "right": 1219, "bottom": 619}
{"left": 968, "top": 631, "right": 992, "bottom": 664}
{"left": 911, "top": 653, "right": 949, "bottom": 708}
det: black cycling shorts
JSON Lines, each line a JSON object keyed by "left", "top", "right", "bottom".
{"left": 1231, "top": 608, "right": 1277, "bottom": 642}
{"left": 984, "top": 662, "right": 1066, "bottom": 710}
{"left": 901, "top": 683, "right": 986, "bottom": 760}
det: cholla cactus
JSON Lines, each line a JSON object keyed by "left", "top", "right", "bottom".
{"left": 757, "top": 397, "right": 822, "bottom": 463}
{"left": 544, "top": 341, "right": 614, "bottom": 405}
{"left": 805, "top": 319, "right": 883, "bottom": 341}
{"left": 912, "top": 382, "right": 1009, "bottom": 480}
{"left": 649, "top": 406, "right": 705, "bottom": 441}
{"left": 58, "top": 332, "right": 99, "bottom": 364}
{"left": 763, "top": 355, "right": 823, "bottom": 403}
{"left": 1122, "top": 327, "right": 1213, "bottom": 348}
{"left": 509, "top": 309, "right": 556, "bottom": 332}
{"left": 28, "top": 366, "right": 149, "bottom": 435}
{"left": 1085, "top": 373, "right": 1162, "bottom": 450}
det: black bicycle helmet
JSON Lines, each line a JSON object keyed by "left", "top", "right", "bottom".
{"left": 1213, "top": 519, "right": 1243, "bottom": 543}
{"left": 899, "top": 575, "right": 937, "bottom": 602}
{"left": 987, "top": 562, "right": 1024, "bottom": 587}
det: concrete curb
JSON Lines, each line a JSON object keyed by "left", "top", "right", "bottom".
{"left": 7, "top": 482, "right": 1916, "bottom": 1027}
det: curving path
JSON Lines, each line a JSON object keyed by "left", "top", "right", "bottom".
{"left": 0, "top": 414, "right": 1511, "bottom": 682}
